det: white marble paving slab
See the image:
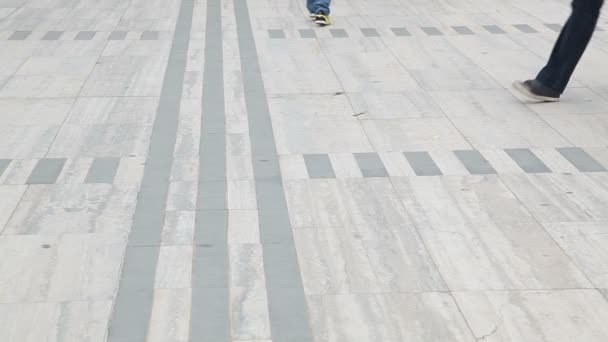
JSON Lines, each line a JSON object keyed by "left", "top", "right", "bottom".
{"left": 64, "top": 97, "right": 159, "bottom": 126}
{"left": 307, "top": 293, "right": 475, "bottom": 342}
{"left": 174, "top": 99, "right": 201, "bottom": 159}
{"left": 284, "top": 179, "right": 350, "bottom": 228}
{"left": 417, "top": 220, "right": 590, "bottom": 290}
{"left": 362, "top": 118, "right": 470, "bottom": 152}
{"left": 541, "top": 114, "right": 608, "bottom": 147}
{"left": 228, "top": 180, "right": 257, "bottom": 210}
{"left": 0, "top": 233, "right": 126, "bottom": 303}
{"left": 529, "top": 88, "right": 608, "bottom": 115}
{"left": 171, "top": 158, "right": 199, "bottom": 182}
{"left": 0, "top": 98, "right": 74, "bottom": 126}
{"left": 544, "top": 221, "right": 608, "bottom": 288}
{"left": 348, "top": 90, "right": 445, "bottom": 119}
{"left": 320, "top": 38, "right": 420, "bottom": 92}
{"left": 255, "top": 40, "right": 342, "bottom": 94}
{"left": 4, "top": 184, "right": 138, "bottom": 235}
{"left": 225, "top": 154, "right": 253, "bottom": 182}
{"left": 454, "top": 290, "right": 608, "bottom": 342}
{"left": 161, "top": 210, "right": 195, "bottom": 246}
{"left": 228, "top": 210, "right": 260, "bottom": 244}
{"left": 229, "top": 244, "right": 271, "bottom": 341}
{"left": 429, "top": 90, "right": 570, "bottom": 149}
{"left": 0, "top": 301, "right": 112, "bottom": 342}
{"left": 294, "top": 227, "right": 379, "bottom": 294}
{"left": 154, "top": 245, "right": 193, "bottom": 289}
{"left": 385, "top": 36, "right": 500, "bottom": 91}
{"left": 166, "top": 181, "right": 197, "bottom": 211}
{"left": 271, "top": 115, "right": 373, "bottom": 154}
{"left": 81, "top": 55, "right": 167, "bottom": 97}
{"left": 0, "top": 185, "right": 26, "bottom": 231}
{"left": 147, "top": 288, "right": 192, "bottom": 342}
{"left": 500, "top": 173, "right": 608, "bottom": 222}
{"left": 279, "top": 155, "right": 309, "bottom": 180}
{"left": 392, "top": 175, "right": 536, "bottom": 228}
{"left": 47, "top": 123, "right": 153, "bottom": 158}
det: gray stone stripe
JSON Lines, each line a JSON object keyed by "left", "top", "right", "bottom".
{"left": 452, "top": 26, "right": 474, "bottom": 35}
{"left": 108, "top": 31, "right": 128, "bottom": 40}
{"left": 557, "top": 147, "right": 607, "bottom": 172}
{"left": 27, "top": 158, "right": 66, "bottom": 184}
{"left": 8, "top": 30, "right": 163, "bottom": 41}
{"left": 304, "top": 154, "right": 336, "bottom": 179}
{"left": 545, "top": 23, "right": 563, "bottom": 32}
{"left": 107, "top": 0, "right": 193, "bottom": 341}
{"left": 513, "top": 24, "right": 537, "bottom": 33}
{"left": 268, "top": 29, "right": 285, "bottom": 39}
{"left": 85, "top": 157, "right": 120, "bottom": 183}
{"left": 75, "top": 31, "right": 96, "bottom": 40}
{"left": 141, "top": 31, "right": 159, "bottom": 40}
{"left": 361, "top": 28, "right": 380, "bottom": 37}
{"left": 421, "top": 27, "right": 443, "bottom": 36}
{"left": 189, "top": 0, "right": 230, "bottom": 340}
{"left": 42, "top": 31, "right": 63, "bottom": 40}
{"left": 354, "top": 152, "right": 388, "bottom": 177}
{"left": 235, "top": 0, "right": 314, "bottom": 341}
{"left": 505, "top": 148, "right": 551, "bottom": 174}
{"left": 0, "top": 159, "right": 11, "bottom": 178}
{"left": 299, "top": 29, "right": 316, "bottom": 38}
{"left": 404, "top": 152, "right": 443, "bottom": 176}
{"left": 483, "top": 25, "right": 506, "bottom": 34}
{"left": 454, "top": 150, "right": 497, "bottom": 175}
{"left": 391, "top": 27, "right": 411, "bottom": 36}
{"left": 8, "top": 30, "right": 31, "bottom": 40}
{"left": 330, "top": 28, "right": 348, "bottom": 38}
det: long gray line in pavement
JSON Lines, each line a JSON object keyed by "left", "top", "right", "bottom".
{"left": 234, "top": 0, "right": 315, "bottom": 341}
{"left": 189, "top": 0, "right": 230, "bottom": 340}
{"left": 107, "top": 0, "right": 194, "bottom": 341}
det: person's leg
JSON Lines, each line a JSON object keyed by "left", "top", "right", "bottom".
{"left": 312, "top": 0, "right": 331, "bottom": 15}
{"left": 306, "top": 0, "right": 315, "bottom": 14}
{"left": 536, "top": 0, "right": 604, "bottom": 93}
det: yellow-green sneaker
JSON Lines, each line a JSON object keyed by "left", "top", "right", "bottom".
{"left": 315, "top": 13, "right": 331, "bottom": 27}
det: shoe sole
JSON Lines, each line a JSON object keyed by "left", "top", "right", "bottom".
{"left": 512, "top": 81, "right": 560, "bottom": 102}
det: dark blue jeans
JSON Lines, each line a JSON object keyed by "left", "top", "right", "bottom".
{"left": 537, "top": 0, "right": 604, "bottom": 93}
{"left": 307, "top": 0, "right": 331, "bottom": 15}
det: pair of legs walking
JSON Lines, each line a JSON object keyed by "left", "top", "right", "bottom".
{"left": 515, "top": 0, "right": 604, "bottom": 101}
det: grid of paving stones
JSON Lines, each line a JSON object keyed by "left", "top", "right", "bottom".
{"left": 2, "top": 0, "right": 608, "bottom": 341}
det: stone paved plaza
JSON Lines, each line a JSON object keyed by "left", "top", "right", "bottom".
{"left": 1, "top": 0, "right": 608, "bottom": 341}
